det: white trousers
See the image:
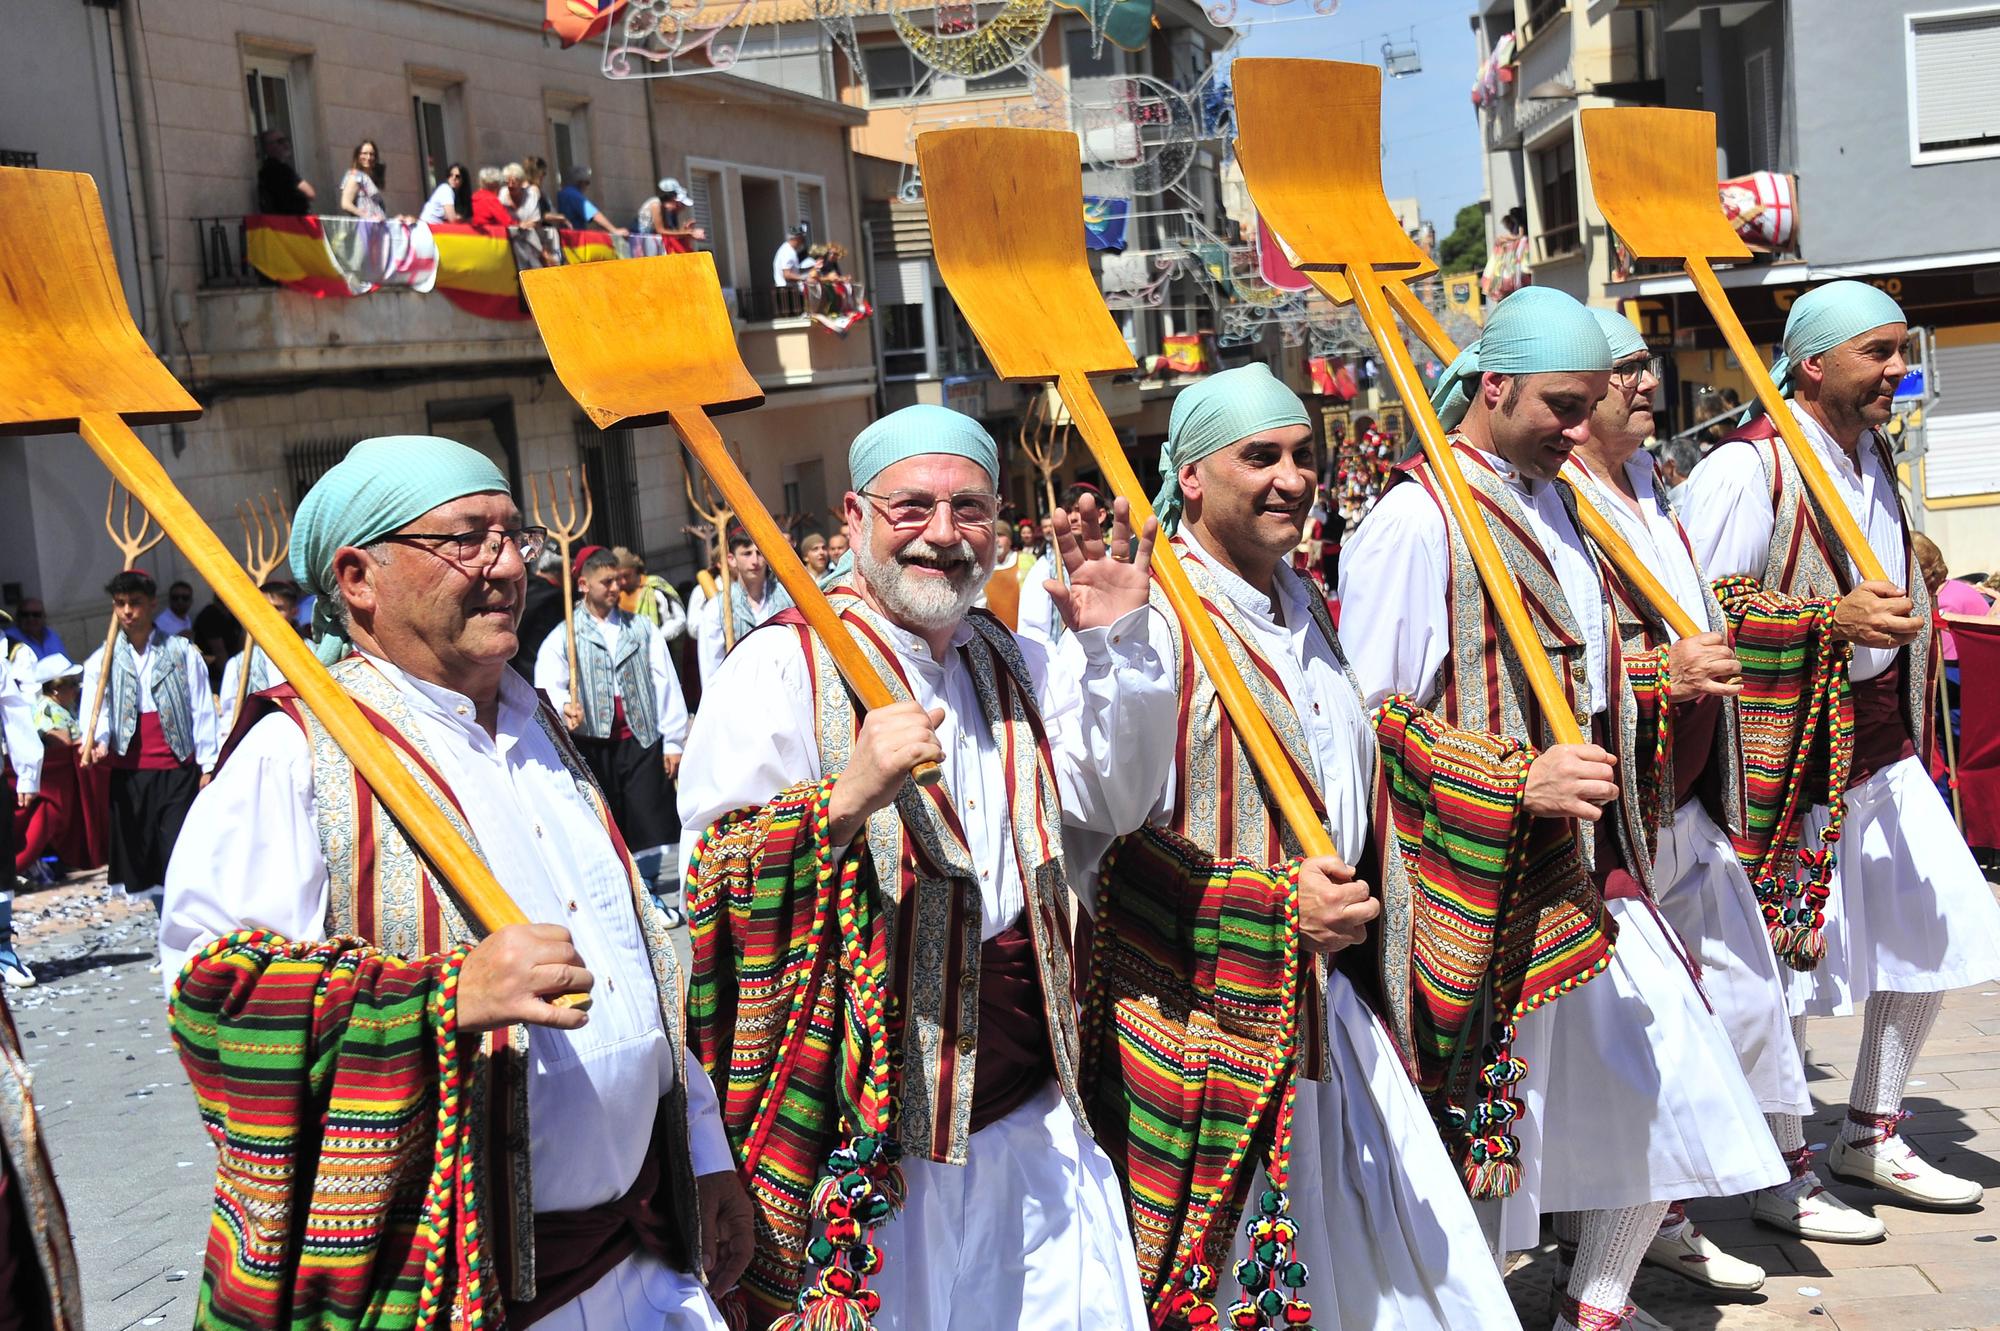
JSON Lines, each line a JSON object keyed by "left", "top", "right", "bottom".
{"left": 1790, "top": 756, "right": 2000, "bottom": 1017}
{"left": 1479, "top": 899, "right": 1787, "bottom": 1253}
{"left": 550, "top": 1252, "right": 728, "bottom": 1330}
{"left": 1234, "top": 973, "right": 1522, "bottom": 1331}
{"left": 868, "top": 1079, "right": 1149, "bottom": 1331}
{"left": 1652, "top": 799, "right": 1811, "bottom": 1115}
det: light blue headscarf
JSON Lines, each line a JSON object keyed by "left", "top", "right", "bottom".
{"left": 1430, "top": 287, "right": 1615, "bottom": 430}
{"left": 1152, "top": 363, "right": 1311, "bottom": 534}
{"left": 1770, "top": 280, "right": 1908, "bottom": 397}
{"left": 291, "top": 435, "right": 511, "bottom": 661}
{"left": 849, "top": 404, "right": 999, "bottom": 491}
{"left": 1586, "top": 306, "right": 1649, "bottom": 361}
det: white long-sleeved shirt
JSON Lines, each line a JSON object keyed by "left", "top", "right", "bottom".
{"left": 1339, "top": 450, "right": 1609, "bottom": 714}
{"left": 1679, "top": 403, "right": 1909, "bottom": 682}
{"left": 533, "top": 606, "right": 691, "bottom": 753}
{"left": 1565, "top": 455, "right": 1710, "bottom": 638}
{"left": 1015, "top": 552, "right": 1064, "bottom": 652}
{"left": 82, "top": 628, "right": 221, "bottom": 772}
{"left": 216, "top": 646, "right": 289, "bottom": 741}
{"left": 692, "top": 580, "right": 783, "bottom": 686}
{"left": 679, "top": 602, "right": 1174, "bottom": 940}
{"left": 0, "top": 670, "right": 41, "bottom": 796}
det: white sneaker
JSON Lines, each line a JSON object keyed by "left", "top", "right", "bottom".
{"left": 1750, "top": 1177, "right": 1886, "bottom": 1242}
{"left": 1829, "top": 1134, "right": 1983, "bottom": 1209}
{"left": 1643, "top": 1220, "right": 1766, "bottom": 1291}
{"left": 0, "top": 951, "right": 34, "bottom": 988}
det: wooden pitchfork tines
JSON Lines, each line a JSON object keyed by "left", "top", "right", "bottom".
{"left": 527, "top": 462, "right": 593, "bottom": 704}
{"left": 1578, "top": 105, "right": 1887, "bottom": 585}
{"left": 1017, "top": 388, "right": 1071, "bottom": 520}
{"left": 0, "top": 165, "right": 583, "bottom": 1004}
{"left": 915, "top": 125, "right": 1337, "bottom": 862}
{"left": 228, "top": 491, "right": 293, "bottom": 715}
{"left": 519, "top": 249, "right": 941, "bottom": 785}
{"left": 79, "top": 481, "right": 169, "bottom": 765}
{"left": 683, "top": 453, "right": 739, "bottom": 651}
{"left": 1228, "top": 58, "right": 1582, "bottom": 746}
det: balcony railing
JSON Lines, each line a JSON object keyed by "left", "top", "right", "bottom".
{"left": 194, "top": 216, "right": 270, "bottom": 290}
{"left": 1534, "top": 222, "right": 1582, "bottom": 264}
{"left": 737, "top": 284, "right": 809, "bottom": 322}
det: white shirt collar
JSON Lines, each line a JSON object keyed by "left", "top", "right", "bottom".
{"left": 358, "top": 650, "right": 540, "bottom": 740}
{"left": 1179, "top": 528, "right": 1308, "bottom": 629}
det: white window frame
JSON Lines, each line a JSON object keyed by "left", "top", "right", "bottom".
{"left": 408, "top": 67, "right": 468, "bottom": 199}
{"left": 241, "top": 41, "right": 318, "bottom": 185}
{"left": 546, "top": 97, "right": 592, "bottom": 187}
{"left": 1904, "top": 4, "right": 2000, "bottom": 166}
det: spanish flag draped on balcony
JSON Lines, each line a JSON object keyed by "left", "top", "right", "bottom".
{"left": 243, "top": 216, "right": 663, "bottom": 320}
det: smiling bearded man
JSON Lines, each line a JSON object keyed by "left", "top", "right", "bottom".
{"left": 1340, "top": 289, "right": 1786, "bottom": 1331}
{"left": 679, "top": 404, "right": 1176, "bottom": 1331}
{"left": 162, "top": 436, "right": 750, "bottom": 1330}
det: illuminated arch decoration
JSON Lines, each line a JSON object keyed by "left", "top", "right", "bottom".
{"left": 890, "top": 0, "right": 1055, "bottom": 80}
{"left": 601, "top": 0, "right": 757, "bottom": 78}
{"left": 1204, "top": 0, "right": 1335, "bottom": 30}
{"left": 1071, "top": 74, "right": 1198, "bottom": 197}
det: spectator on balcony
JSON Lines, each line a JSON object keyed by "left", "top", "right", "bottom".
{"left": 468, "top": 166, "right": 516, "bottom": 229}
{"left": 636, "top": 177, "right": 706, "bottom": 246}
{"left": 338, "top": 141, "right": 388, "bottom": 222}
{"left": 255, "top": 129, "right": 315, "bottom": 216}
{"left": 809, "top": 241, "right": 845, "bottom": 279}
{"left": 506, "top": 159, "right": 552, "bottom": 225}
{"left": 556, "top": 164, "right": 628, "bottom": 237}
{"left": 772, "top": 227, "right": 816, "bottom": 288}
{"left": 3, "top": 600, "right": 65, "bottom": 664}
{"left": 419, "top": 163, "right": 467, "bottom": 225}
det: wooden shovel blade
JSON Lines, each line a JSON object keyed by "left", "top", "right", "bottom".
{"left": 1579, "top": 107, "right": 1752, "bottom": 264}
{"left": 1230, "top": 59, "right": 1429, "bottom": 276}
{"left": 520, "top": 251, "right": 762, "bottom": 430}
{"left": 1234, "top": 138, "right": 1435, "bottom": 307}
{"left": 915, "top": 128, "right": 1133, "bottom": 381}
{"left": 0, "top": 168, "right": 200, "bottom": 434}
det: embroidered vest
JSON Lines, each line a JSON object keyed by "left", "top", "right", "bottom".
{"left": 268, "top": 655, "right": 699, "bottom": 1301}
{"left": 573, "top": 607, "right": 660, "bottom": 745}
{"left": 775, "top": 592, "right": 1083, "bottom": 1166}
{"left": 0, "top": 995, "right": 81, "bottom": 1331}
{"left": 110, "top": 630, "right": 196, "bottom": 762}
{"left": 1726, "top": 419, "right": 1935, "bottom": 757}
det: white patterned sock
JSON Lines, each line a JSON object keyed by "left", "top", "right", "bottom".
{"left": 1556, "top": 1201, "right": 1671, "bottom": 1329}
{"left": 1842, "top": 990, "right": 1945, "bottom": 1150}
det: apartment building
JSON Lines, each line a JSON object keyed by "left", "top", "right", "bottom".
{"left": 1, "top": 0, "right": 875, "bottom": 648}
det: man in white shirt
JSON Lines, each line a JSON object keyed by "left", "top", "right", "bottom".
{"left": 1680, "top": 281, "right": 2000, "bottom": 1236}
{"left": 679, "top": 404, "right": 1173, "bottom": 1331}
{"left": 771, "top": 227, "right": 814, "bottom": 288}
{"left": 162, "top": 435, "right": 749, "bottom": 1329}
{"left": 537, "top": 546, "right": 690, "bottom": 911}
{"left": 153, "top": 579, "right": 196, "bottom": 638}
{"left": 692, "top": 530, "right": 790, "bottom": 684}
{"left": 1016, "top": 482, "right": 1103, "bottom": 653}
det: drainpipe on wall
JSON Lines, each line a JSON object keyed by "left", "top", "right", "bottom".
{"left": 119, "top": 0, "right": 176, "bottom": 366}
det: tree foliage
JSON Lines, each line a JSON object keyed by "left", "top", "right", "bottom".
{"left": 1437, "top": 202, "right": 1488, "bottom": 275}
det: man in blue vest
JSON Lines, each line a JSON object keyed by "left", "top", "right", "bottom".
{"left": 536, "top": 545, "right": 689, "bottom": 912}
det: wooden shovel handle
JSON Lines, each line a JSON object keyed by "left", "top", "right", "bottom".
{"left": 1342, "top": 271, "right": 1587, "bottom": 747}
{"left": 77, "top": 613, "right": 119, "bottom": 767}
{"left": 1684, "top": 258, "right": 1889, "bottom": 585}
{"left": 1378, "top": 280, "right": 1704, "bottom": 642}
{"left": 667, "top": 406, "right": 940, "bottom": 788}
{"left": 75, "top": 413, "right": 587, "bottom": 1011}
{"left": 1054, "top": 372, "right": 1337, "bottom": 861}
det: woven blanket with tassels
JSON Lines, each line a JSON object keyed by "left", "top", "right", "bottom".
{"left": 687, "top": 777, "right": 903, "bottom": 1331}
{"left": 1372, "top": 697, "right": 1614, "bottom": 1199}
{"left": 1711, "top": 575, "right": 1856, "bottom": 969}
{"left": 1079, "top": 825, "right": 1312, "bottom": 1331}
{"left": 168, "top": 930, "right": 485, "bottom": 1331}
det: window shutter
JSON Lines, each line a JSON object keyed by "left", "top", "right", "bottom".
{"left": 1923, "top": 338, "right": 2000, "bottom": 500}
{"left": 1912, "top": 13, "right": 2000, "bottom": 153}
{"left": 796, "top": 181, "right": 825, "bottom": 240}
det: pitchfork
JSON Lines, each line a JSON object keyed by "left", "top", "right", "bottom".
{"left": 229, "top": 491, "right": 292, "bottom": 716}
{"left": 78, "top": 482, "right": 167, "bottom": 766}
{"left": 526, "top": 464, "right": 593, "bottom": 710}
{"left": 683, "top": 460, "right": 737, "bottom": 651}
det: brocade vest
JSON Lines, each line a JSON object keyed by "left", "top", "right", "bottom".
{"left": 109, "top": 630, "right": 198, "bottom": 762}
{"left": 573, "top": 606, "right": 660, "bottom": 746}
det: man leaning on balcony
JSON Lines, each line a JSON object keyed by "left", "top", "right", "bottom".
{"left": 255, "top": 128, "right": 314, "bottom": 216}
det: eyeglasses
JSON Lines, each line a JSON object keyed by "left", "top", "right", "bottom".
{"left": 1610, "top": 356, "right": 1664, "bottom": 390}
{"left": 858, "top": 488, "right": 1002, "bottom": 531}
{"left": 384, "top": 526, "right": 548, "bottom": 569}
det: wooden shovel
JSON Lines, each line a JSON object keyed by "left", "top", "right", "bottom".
{"left": 0, "top": 166, "right": 582, "bottom": 1002}
{"left": 1231, "top": 59, "right": 1583, "bottom": 745}
{"left": 518, "top": 251, "right": 940, "bottom": 785}
{"left": 78, "top": 483, "right": 167, "bottom": 767}
{"left": 916, "top": 126, "right": 1337, "bottom": 860}
{"left": 1579, "top": 106, "right": 1888, "bottom": 584}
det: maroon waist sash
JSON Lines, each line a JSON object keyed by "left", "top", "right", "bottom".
{"left": 1672, "top": 694, "right": 1723, "bottom": 812}
{"left": 1849, "top": 666, "right": 1916, "bottom": 788}
{"left": 969, "top": 923, "right": 1054, "bottom": 1134}
{"left": 507, "top": 1100, "right": 686, "bottom": 1330}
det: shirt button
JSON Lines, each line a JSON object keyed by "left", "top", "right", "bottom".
{"left": 1313, "top": 703, "right": 1322, "bottom": 714}
{"left": 456, "top": 705, "right": 469, "bottom": 717}
{"left": 967, "top": 798, "right": 977, "bottom": 810}
{"left": 535, "top": 824, "right": 545, "bottom": 838}
{"left": 607, "top": 977, "right": 616, "bottom": 993}
{"left": 980, "top": 868, "right": 990, "bottom": 880}
{"left": 567, "top": 900, "right": 578, "bottom": 913}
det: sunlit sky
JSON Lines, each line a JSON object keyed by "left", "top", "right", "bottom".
{"left": 1224, "top": 0, "right": 1487, "bottom": 229}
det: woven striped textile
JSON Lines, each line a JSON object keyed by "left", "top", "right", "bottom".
{"left": 688, "top": 777, "right": 901, "bottom": 1331}
{"left": 1372, "top": 697, "right": 1611, "bottom": 1197}
{"left": 168, "top": 929, "right": 485, "bottom": 1331}
{"left": 1711, "top": 576, "right": 1855, "bottom": 968}
{"left": 1078, "top": 824, "right": 1307, "bottom": 1328}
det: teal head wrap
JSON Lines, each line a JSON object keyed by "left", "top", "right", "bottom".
{"left": 1586, "top": 306, "right": 1648, "bottom": 361}
{"left": 290, "top": 435, "right": 511, "bottom": 661}
{"left": 1770, "top": 280, "right": 1907, "bottom": 397}
{"left": 1429, "top": 287, "right": 1615, "bottom": 430}
{"left": 1152, "top": 363, "right": 1311, "bottom": 534}
{"left": 848, "top": 404, "right": 999, "bottom": 492}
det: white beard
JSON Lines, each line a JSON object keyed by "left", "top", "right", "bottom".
{"left": 854, "top": 537, "right": 993, "bottom": 633}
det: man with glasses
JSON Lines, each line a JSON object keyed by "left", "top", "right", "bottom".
{"left": 163, "top": 436, "right": 749, "bottom": 1329}
{"left": 154, "top": 580, "right": 197, "bottom": 639}
{"left": 679, "top": 404, "right": 1174, "bottom": 1331}
{"left": 1681, "top": 282, "right": 2000, "bottom": 1236}
{"left": 3, "top": 600, "right": 65, "bottom": 664}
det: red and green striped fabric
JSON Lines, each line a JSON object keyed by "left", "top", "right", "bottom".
{"left": 169, "top": 930, "right": 487, "bottom": 1331}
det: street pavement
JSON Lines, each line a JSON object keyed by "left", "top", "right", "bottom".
{"left": 21, "top": 868, "right": 2000, "bottom": 1330}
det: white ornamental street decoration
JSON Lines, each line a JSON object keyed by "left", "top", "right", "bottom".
{"left": 890, "top": 0, "right": 1055, "bottom": 79}
{"left": 602, "top": 0, "right": 755, "bottom": 78}
{"left": 1071, "top": 74, "right": 1198, "bottom": 197}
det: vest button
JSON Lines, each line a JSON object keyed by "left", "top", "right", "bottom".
{"left": 957, "top": 1034, "right": 976, "bottom": 1055}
